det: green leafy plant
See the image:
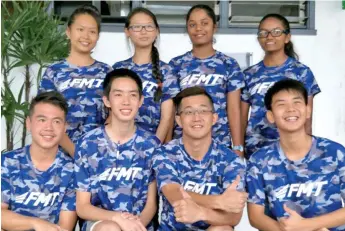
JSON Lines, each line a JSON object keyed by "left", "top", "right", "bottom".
{"left": 1, "top": 1, "right": 69, "bottom": 151}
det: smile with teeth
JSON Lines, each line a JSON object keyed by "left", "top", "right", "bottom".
{"left": 285, "top": 116, "right": 298, "bottom": 121}
{"left": 192, "top": 125, "right": 203, "bottom": 128}
{"left": 120, "top": 109, "right": 132, "bottom": 114}
{"left": 80, "top": 42, "right": 90, "bottom": 46}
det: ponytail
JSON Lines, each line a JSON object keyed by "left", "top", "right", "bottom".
{"left": 151, "top": 44, "right": 162, "bottom": 102}
{"left": 284, "top": 41, "right": 299, "bottom": 60}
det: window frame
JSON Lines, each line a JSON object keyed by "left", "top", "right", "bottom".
{"left": 53, "top": 0, "right": 316, "bottom": 35}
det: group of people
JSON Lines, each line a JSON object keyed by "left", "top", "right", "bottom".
{"left": 1, "top": 3, "right": 344, "bottom": 231}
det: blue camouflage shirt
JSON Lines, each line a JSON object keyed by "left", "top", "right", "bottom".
{"left": 39, "top": 60, "right": 112, "bottom": 142}
{"left": 246, "top": 136, "right": 345, "bottom": 231}
{"left": 112, "top": 58, "right": 180, "bottom": 133}
{"left": 169, "top": 51, "right": 245, "bottom": 147}
{"left": 241, "top": 57, "right": 321, "bottom": 158}
{"left": 74, "top": 125, "right": 160, "bottom": 231}
{"left": 153, "top": 138, "right": 246, "bottom": 230}
{"left": 1, "top": 145, "right": 75, "bottom": 224}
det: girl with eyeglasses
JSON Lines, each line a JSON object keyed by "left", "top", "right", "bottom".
{"left": 39, "top": 5, "right": 112, "bottom": 157}
{"left": 241, "top": 13, "right": 321, "bottom": 159}
{"left": 112, "top": 7, "right": 179, "bottom": 143}
{"left": 169, "top": 4, "right": 245, "bottom": 157}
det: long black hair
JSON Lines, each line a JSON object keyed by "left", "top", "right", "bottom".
{"left": 125, "top": 7, "right": 162, "bottom": 102}
{"left": 259, "top": 13, "right": 299, "bottom": 60}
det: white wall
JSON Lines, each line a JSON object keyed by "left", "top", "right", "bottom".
{"left": 1, "top": 1, "right": 344, "bottom": 230}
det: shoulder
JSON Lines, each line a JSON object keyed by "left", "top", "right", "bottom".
{"left": 243, "top": 61, "right": 263, "bottom": 75}
{"left": 169, "top": 52, "right": 191, "bottom": 65}
{"left": 77, "top": 127, "right": 104, "bottom": 146}
{"left": 249, "top": 142, "right": 278, "bottom": 165}
{"left": 2, "top": 146, "right": 27, "bottom": 167}
{"left": 112, "top": 58, "right": 132, "bottom": 69}
{"left": 216, "top": 51, "right": 239, "bottom": 65}
{"left": 135, "top": 127, "right": 161, "bottom": 149}
{"left": 211, "top": 140, "right": 243, "bottom": 163}
{"left": 286, "top": 58, "right": 312, "bottom": 72}
{"left": 93, "top": 60, "right": 112, "bottom": 71}
{"left": 314, "top": 136, "right": 345, "bottom": 153}
{"left": 57, "top": 149, "right": 74, "bottom": 169}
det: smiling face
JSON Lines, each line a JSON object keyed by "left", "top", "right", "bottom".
{"left": 125, "top": 12, "right": 158, "bottom": 49}
{"left": 103, "top": 77, "right": 143, "bottom": 123}
{"left": 66, "top": 13, "right": 99, "bottom": 54}
{"left": 176, "top": 94, "right": 217, "bottom": 140}
{"left": 187, "top": 8, "right": 216, "bottom": 47}
{"left": 26, "top": 103, "right": 66, "bottom": 151}
{"left": 257, "top": 17, "right": 291, "bottom": 54}
{"left": 267, "top": 89, "right": 311, "bottom": 133}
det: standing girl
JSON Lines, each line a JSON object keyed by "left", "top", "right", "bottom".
{"left": 113, "top": 7, "right": 179, "bottom": 143}
{"left": 39, "top": 5, "right": 112, "bottom": 157}
{"left": 241, "top": 13, "right": 321, "bottom": 159}
{"left": 170, "top": 4, "right": 245, "bottom": 156}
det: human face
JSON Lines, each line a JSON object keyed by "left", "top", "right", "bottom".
{"left": 66, "top": 14, "right": 99, "bottom": 54}
{"left": 125, "top": 13, "right": 158, "bottom": 49}
{"left": 26, "top": 103, "right": 66, "bottom": 151}
{"left": 103, "top": 77, "right": 143, "bottom": 122}
{"left": 266, "top": 90, "right": 310, "bottom": 133}
{"left": 187, "top": 9, "right": 216, "bottom": 47}
{"left": 176, "top": 95, "right": 217, "bottom": 140}
{"left": 258, "top": 17, "right": 291, "bottom": 54}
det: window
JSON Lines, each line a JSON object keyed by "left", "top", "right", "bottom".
{"left": 53, "top": 0, "right": 315, "bottom": 34}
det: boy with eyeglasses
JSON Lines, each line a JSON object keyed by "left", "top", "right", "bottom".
{"left": 246, "top": 79, "right": 345, "bottom": 231}
{"left": 153, "top": 86, "right": 247, "bottom": 231}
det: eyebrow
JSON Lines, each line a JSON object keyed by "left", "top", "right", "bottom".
{"left": 111, "top": 89, "right": 139, "bottom": 93}
{"left": 75, "top": 24, "right": 98, "bottom": 29}
{"left": 35, "top": 115, "right": 64, "bottom": 120}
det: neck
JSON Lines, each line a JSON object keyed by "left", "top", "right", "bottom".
{"left": 182, "top": 134, "right": 212, "bottom": 161}
{"left": 263, "top": 51, "right": 288, "bottom": 67}
{"left": 192, "top": 43, "right": 215, "bottom": 59}
{"left": 67, "top": 50, "right": 94, "bottom": 67}
{"left": 279, "top": 129, "right": 312, "bottom": 161}
{"left": 132, "top": 46, "right": 152, "bottom": 65}
{"left": 29, "top": 143, "right": 57, "bottom": 171}
{"left": 105, "top": 115, "right": 136, "bottom": 144}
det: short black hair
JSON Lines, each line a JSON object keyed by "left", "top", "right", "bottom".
{"left": 264, "top": 79, "right": 308, "bottom": 110}
{"left": 29, "top": 91, "right": 68, "bottom": 118}
{"left": 103, "top": 68, "right": 143, "bottom": 98}
{"left": 173, "top": 86, "right": 214, "bottom": 113}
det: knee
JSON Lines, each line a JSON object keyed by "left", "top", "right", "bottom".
{"left": 93, "top": 220, "right": 121, "bottom": 231}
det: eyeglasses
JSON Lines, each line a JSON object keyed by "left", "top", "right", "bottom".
{"left": 178, "top": 108, "right": 214, "bottom": 117}
{"left": 128, "top": 24, "right": 156, "bottom": 32}
{"left": 257, "top": 28, "right": 290, "bottom": 38}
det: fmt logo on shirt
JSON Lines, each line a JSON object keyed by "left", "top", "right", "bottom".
{"left": 99, "top": 167, "right": 142, "bottom": 181}
{"left": 250, "top": 82, "right": 275, "bottom": 95}
{"left": 60, "top": 78, "right": 103, "bottom": 90}
{"left": 275, "top": 181, "right": 328, "bottom": 199}
{"left": 180, "top": 74, "right": 224, "bottom": 87}
{"left": 15, "top": 192, "right": 60, "bottom": 206}
{"left": 183, "top": 181, "right": 217, "bottom": 195}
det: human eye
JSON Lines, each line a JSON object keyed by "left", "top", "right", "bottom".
{"left": 271, "top": 28, "right": 283, "bottom": 36}
{"left": 189, "top": 23, "right": 196, "bottom": 28}
{"left": 184, "top": 110, "right": 193, "bottom": 116}
{"left": 257, "top": 30, "right": 268, "bottom": 38}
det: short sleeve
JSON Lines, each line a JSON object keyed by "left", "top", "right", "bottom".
{"left": 1, "top": 156, "right": 11, "bottom": 206}
{"left": 222, "top": 154, "right": 246, "bottom": 192}
{"left": 38, "top": 66, "right": 57, "bottom": 93}
{"left": 74, "top": 139, "right": 92, "bottom": 192}
{"left": 225, "top": 58, "right": 245, "bottom": 93}
{"left": 152, "top": 148, "right": 181, "bottom": 192}
{"left": 61, "top": 171, "right": 76, "bottom": 211}
{"left": 246, "top": 157, "right": 266, "bottom": 206}
{"left": 161, "top": 64, "right": 180, "bottom": 102}
{"left": 300, "top": 67, "right": 321, "bottom": 97}
{"left": 240, "top": 74, "right": 251, "bottom": 103}
{"left": 338, "top": 146, "right": 345, "bottom": 201}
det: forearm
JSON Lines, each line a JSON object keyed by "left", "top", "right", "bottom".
{"left": 156, "top": 118, "right": 172, "bottom": 143}
{"left": 1, "top": 209, "right": 40, "bottom": 230}
{"left": 58, "top": 211, "right": 77, "bottom": 231}
{"left": 249, "top": 213, "right": 281, "bottom": 231}
{"left": 187, "top": 191, "right": 222, "bottom": 210}
{"left": 227, "top": 91, "right": 243, "bottom": 149}
{"left": 77, "top": 202, "right": 120, "bottom": 222}
{"left": 201, "top": 207, "right": 242, "bottom": 226}
{"left": 59, "top": 133, "right": 75, "bottom": 157}
{"left": 305, "top": 208, "right": 345, "bottom": 230}
{"left": 139, "top": 201, "right": 157, "bottom": 226}
{"left": 240, "top": 102, "right": 249, "bottom": 143}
